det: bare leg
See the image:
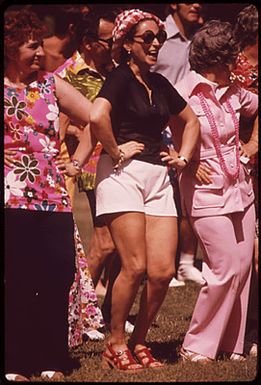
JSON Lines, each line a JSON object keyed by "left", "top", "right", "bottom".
{"left": 129, "top": 215, "right": 178, "bottom": 348}
{"left": 86, "top": 225, "right": 115, "bottom": 287}
{"left": 105, "top": 212, "right": 147, "bottom": 350}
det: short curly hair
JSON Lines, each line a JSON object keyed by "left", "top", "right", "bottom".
{"left": 4, "top": 7, "right": 47, "bottom": 60}
{"left": 233, "top": 5, "right": 258, "bottom": 50}
{"left": 189, "top": 20, "right": 239, "bottom": 73}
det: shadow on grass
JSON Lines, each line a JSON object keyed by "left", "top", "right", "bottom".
{"left": 147, "top": 340, "right": 180, "bottom": 363}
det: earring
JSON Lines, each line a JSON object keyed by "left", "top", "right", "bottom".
{"left": 127, "top": 49, "right": 131, "bottom": 55}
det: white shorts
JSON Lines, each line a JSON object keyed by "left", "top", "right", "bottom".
{"left": 95, "top": 154, "right": 177, "bottom": 217}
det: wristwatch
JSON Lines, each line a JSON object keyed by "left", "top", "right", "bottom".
{"left": 177, "top": 155, "right": 188, "bottom": 165}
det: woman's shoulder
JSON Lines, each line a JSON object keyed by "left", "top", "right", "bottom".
{"left": 37, "top": 70, "right": 56, "bottom": 85}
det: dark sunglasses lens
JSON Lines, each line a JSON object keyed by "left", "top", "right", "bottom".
{"left": 142, "top": 30, "right": 167, "bottom": 44}
{"left": 143, "top": 31, "right": 155, "bottom": 44}
{"left": 157, "top": 29, "right": 167, "bottom": 44}
{"left": 107, "top": 38, "right": 113, "bottom": 49}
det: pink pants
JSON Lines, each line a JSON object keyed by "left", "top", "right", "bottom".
{"left": 183, "top": 203, "right": 255, "bottom": 359}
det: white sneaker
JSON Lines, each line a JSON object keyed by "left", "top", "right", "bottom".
{"left": 169, "top": 277, "right": 185, "bottom": 287}
{"left": 177, "top": 265, "right": 205, "bottom": 285}
{"left": 85, "top": 329, "right": 105, "bottom": 341}
{"left": 125, "top": 320, "right": 135, "bottom": 333}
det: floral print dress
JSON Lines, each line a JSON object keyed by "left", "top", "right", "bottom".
{"left": 4, "top": 71, "right": 104, "bottom": 348}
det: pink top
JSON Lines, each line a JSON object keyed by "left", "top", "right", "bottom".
{"left": 4, "top": 71, "right": 71, "bottom": 212}
{"left": 173, "top": 71, "right": 258, "bottom": 217}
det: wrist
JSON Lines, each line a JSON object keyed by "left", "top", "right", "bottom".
{"left": 70, "top": 158, "right": 82, "bottom": 173}
{"left": 113, "top": 147, "right": 125, "bottom": 172}
{"left": 177, "top": 155, "right": 189, "bottom": 165}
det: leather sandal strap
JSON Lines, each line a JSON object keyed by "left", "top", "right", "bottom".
{"left": 105, "top": 344, "right": 141, "bottom": 370}
{"left": 135, "top": 346, "right": 163, "bottom": 367}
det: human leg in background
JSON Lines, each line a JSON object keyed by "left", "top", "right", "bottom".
{"left": 182, "top": 204, "right": 255, "bottom": 360}
{"left": 168, "top": 169, "right": 185, "bottom": 287}
{"left": 85, "top": 189, "right": 115, "bottom": 293}
{"left": 177, "top": 216, "right": 205, "bottom": 285}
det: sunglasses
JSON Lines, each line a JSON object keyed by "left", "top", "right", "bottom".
{"left": 133, "top": 29, "right": 167, "bottom": 45}
{"left": 97, "top": 37, "right": 113, "bottom": 49}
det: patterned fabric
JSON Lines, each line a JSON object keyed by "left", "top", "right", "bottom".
{"left": 4, "top": 71, "right": 104, "bottom": 347}
{"left": 68, "top": 224, "right": 104, "bottom": 347}
{"left": 230, "top": 52, "right": 258, "bottom": 94}
{"left": 4, "top": 72, "right": 71, "bottom": 211}
{"left": 112, "top": 8, "right": 164, "bottom": 62}
{"left": 54, "top": 51, "right": 80, "bottom": 79}
{"left": 63, "top": 54, "right": 104, "bottom": 191}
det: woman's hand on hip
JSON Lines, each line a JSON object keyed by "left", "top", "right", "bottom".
{"left": 160, "top": 150, "right": 187, "bottom": 170}
{"left": 118, "top": 141, "right": 144, "bottom": 161}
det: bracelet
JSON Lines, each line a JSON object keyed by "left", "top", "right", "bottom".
{"left": 177, "top": 155, "right": 189, "bottom": 165}
{"left": 71, "top": 159, "right": 82, "bottom": 172}
{"left": 113, "top": 148, "right": 125, "bottom": 172}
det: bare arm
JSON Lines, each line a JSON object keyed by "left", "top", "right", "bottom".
{"left": 54, "top": 75, "right": 97, "bottom": 176}
{"left": 54, "top": 74, "right": 92, "bottom": 126}
{"left": 161, "top": 104, "right": 200, "bottom": 169}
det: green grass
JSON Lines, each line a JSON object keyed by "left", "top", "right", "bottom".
{"left": 30, "top": 282, "right": 257, "bottom": 382}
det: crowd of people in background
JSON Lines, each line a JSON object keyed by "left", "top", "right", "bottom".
{"left": 4, "top": 3, "right": 258, "bottom": 381}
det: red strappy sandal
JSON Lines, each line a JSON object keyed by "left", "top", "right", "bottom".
{"left": 101, "top": 343, "right": 143, "bottom": 372}
{"left": 134, "top": 346, "right": 164, "bottom": 369}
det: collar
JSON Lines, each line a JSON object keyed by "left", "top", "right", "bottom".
{"left": 66, "top": 51, "right": 88, "bottom": 75}
{"left": 165, "top": 14, "right": 188, "bottom": 41}
{"left": 187, "top": 71, "right": 230, "bottom": 99}
{"left": 66, "top": 51, "right": 106, "bottom": 80}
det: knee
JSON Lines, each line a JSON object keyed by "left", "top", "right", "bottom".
{"left": 122, "top": 261, "right": 146, "bottom": 283}
{"left": 98, "top": 239, "right": 115, "bottom": 257}
{"left": 148, "top": 267, "right": 175, "bottom": 286}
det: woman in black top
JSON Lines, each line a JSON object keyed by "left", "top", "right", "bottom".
{"left": 90, "top": 8, "right": 200, "bottom": 371}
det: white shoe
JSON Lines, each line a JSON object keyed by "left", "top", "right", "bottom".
{"left": 125, "top": 320, "right": 135, "bottom": 333}
{"left": 169, "top": 277, "right": 185, "bottom": 287}
{"left": 40, "top": 371, "right": 64, "bottom": 380}
{"left": 180, "top": 347, "right": 213, "bottom": 363}
{"left": 177, "top": 265, "right": 205, "bottom": 285}
{"left": 85, "top": 329, "right": 105, "bottom": 341}
{"left": 249, "top": 343, "right": 257, "bottom": 357}
{"left": 5, "top": 373, "right": 30, "bottom": 381}
{"left": 229, "top": 353, "right": 246, "bottom": 362}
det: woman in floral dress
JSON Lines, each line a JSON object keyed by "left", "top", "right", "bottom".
{"left": 4, "top": 7, "right": 100, "bottom": 381}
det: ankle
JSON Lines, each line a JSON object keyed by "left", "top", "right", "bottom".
{"left": 107, "top": 339, "right": 127, "bottom": 351}
{"left": 179, "top": 253, "right": 195, "bottom": 264}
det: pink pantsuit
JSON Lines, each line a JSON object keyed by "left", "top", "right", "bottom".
{"left": 173, "top": 71, "right": 258, "bottom": 358}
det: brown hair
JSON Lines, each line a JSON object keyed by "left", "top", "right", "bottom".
{"left": 234, "top": 5, "right": 258, "bottom": 50}
{"left": 189, "top": 20, "right": 239, "bottom": 73}
{"left": 4, "top": 7, "right": 47, "bottom": 60}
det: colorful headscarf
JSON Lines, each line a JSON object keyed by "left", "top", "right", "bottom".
{"left": 112, "top": 8, "right": 165, "bottom": 63}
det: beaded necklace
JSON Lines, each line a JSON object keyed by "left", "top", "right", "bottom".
{"left": 198, "top": 92, "right": 240, "bottom": 180}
